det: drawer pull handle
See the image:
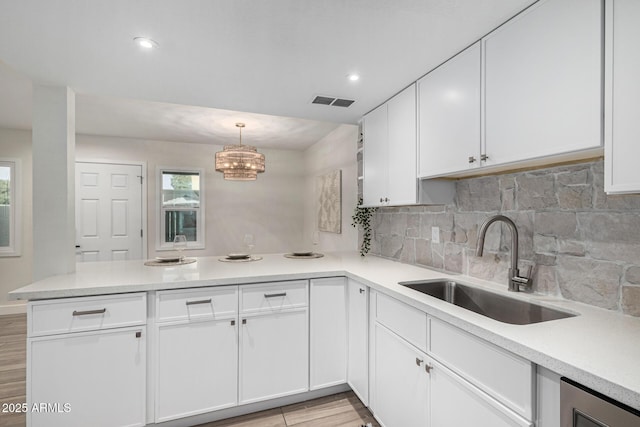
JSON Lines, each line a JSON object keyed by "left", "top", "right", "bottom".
{"left": 230, "top": 320, "right": 236, "bottom": 326}
{"left": 264, "top": 292, "right": 287, "bottom": 298}
{"left": 72, "top": 308, "right": 106, "bottom": 316}
{"left": 186, "top": 299, "right": 212, "bottom": 306}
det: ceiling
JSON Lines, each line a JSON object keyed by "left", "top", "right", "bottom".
{"left": 0, "top": 0, "right": 536, "bottom": 148}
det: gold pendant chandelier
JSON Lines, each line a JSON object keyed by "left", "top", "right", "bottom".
{"left": 215, "top": 123, "right": 265, "bottom": 181}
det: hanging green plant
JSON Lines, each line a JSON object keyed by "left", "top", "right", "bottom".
{"left": 351, "top": 197, "right": 378, "bottom": 256}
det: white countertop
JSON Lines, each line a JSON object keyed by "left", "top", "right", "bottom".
{"left": 9, "top": 251, "right": 640, "bottom": 411}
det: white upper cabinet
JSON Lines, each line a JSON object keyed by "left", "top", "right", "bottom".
{"left": 483, "top": 0, "right": 603, "bottom": 167}
{"left": 362, "top": 103, "right": 388, "bottom": 206}
{"left": 387, "top": 85, "right": 418, "bottom": 205}
{"left": 362, "top": 84, "right": 417, "bottom": 207}
{"left": 604, "top": 0, "right": 640, "bottom": 193}
{"left": 418, "top": 42, "right": 482, "bottom": 178}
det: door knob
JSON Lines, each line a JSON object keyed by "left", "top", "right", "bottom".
{"left": 416, "top": 358, "right": 424, "bottom": 366}
{"left": 468, "top": 156, "right": 476, "bottom": 163}
{"left": 481, "top": 154, "right": 489, "bottom": 161}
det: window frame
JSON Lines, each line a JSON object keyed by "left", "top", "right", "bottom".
{"left": 0, "top": 158, "right": 21, "bottom": 257}
{"left": 156, "top": 166, "right": 205, "bottom": 251}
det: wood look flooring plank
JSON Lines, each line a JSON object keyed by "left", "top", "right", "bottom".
{"left": 195, "top": 407, "right": 287, "bottom": 427}
{"left": 282, "top": 393, "right": 358, "bottom": 425}
{"left": 0, "top": 370, "right": 24, "bottom": 386}
{"left": 0, "top": 381, "right": 25, "bottom": 401}
{"left": 0, "top": 336, "right": 25, "bottom": 346}
{"left": 0, "top": 359, "right": 26, "bottom": 374}
{"left": 0, "top": 395, "right": 26, "bottom": 427}
{"left": 0, "top": 341, "right": 26, "bottom": 355}
{"left": 0, "top": 316, "right": 26, "bottom": 339}
{"left": 282, "top": 392, "right": 379, "bottom": 427}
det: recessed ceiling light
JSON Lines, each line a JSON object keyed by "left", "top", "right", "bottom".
{"left": 134, "top": 37, "right": 158, "bottom": 49}
{"left": 348, "top": 74, "right": 360, "bottom": 82}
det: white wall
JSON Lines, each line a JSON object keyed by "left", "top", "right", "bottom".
{"left": 76, "top": 134, "right": 306, "bottom": 257}
{"left": 0, "top": 128, "right": 32, "bottom": 313}
{"left": 303, "top": 124, "right": 358, "bottom": 252}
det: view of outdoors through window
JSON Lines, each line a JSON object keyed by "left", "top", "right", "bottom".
{"left": 162, "top": 171, "right": 200, "bottom": 243}
{"left": 0, "top": 165, "right": 10, "bottom": 247}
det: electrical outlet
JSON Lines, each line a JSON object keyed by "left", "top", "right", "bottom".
{"left": 432, "top": 226, "right": 440, "bottom": 243}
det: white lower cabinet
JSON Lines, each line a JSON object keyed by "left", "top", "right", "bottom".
{"left": 239, "top": 281, "right": 309, "bottom": 405}
{"left": 27, "top": 293, "right": 147, "bottom": 427}
{"left": 370, "top": 292, "right": 536, "bottom": 427}
{"left": 372, "top": 323, "right": 429, "bottom": 427}
{"left": 29, "top": 326, "right": 146, "bottom": 427}
{"left": 154, "top": 286, "right": 239, "bottom": 422}
{"left": 155, "top": 319, "right": 238, "bottom": 422}
{"left": 310, "top": 278, "right": 347, "bottom": 390}
{"left": 347, "top": 279, "right": 369, "bottom": 405}
{"left": 430, "top": 359, "right": 532, "bottom": 427}
{"left": 239, "top": 310, "right": 309, "bottom": 404}
{"left": 429, "top": 316, "right": 534, "bottom": 420}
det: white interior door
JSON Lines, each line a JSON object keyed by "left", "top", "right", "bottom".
{"left": 76, "top": 162, "right": 143, "bottom": 262}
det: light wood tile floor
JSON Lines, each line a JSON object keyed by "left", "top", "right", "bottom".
{"left": 0, "top": 314, "right": 377, "bottom": 427}
{"left": 0, "top": 314, "right": 26, "bottom": 427}
{"left": 196, "top": 392, "right": 379, "bottom": 427}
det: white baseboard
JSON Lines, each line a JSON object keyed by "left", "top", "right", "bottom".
{"left": 0, "top": 301, "right": 27, "bottom": 315}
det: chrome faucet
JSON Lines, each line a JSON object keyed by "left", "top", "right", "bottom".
{"left": 476, "top": 215, "right": 532, "bottom": 292}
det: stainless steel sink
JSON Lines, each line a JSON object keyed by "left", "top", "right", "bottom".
{"left": 399, "top": 279, "right": 576, "bottom": 325}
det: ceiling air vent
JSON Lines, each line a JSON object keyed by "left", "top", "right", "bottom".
{"left": 312, "top": 95, "right": 335, "bottom": 105}
{"left": 311, "top": 95, "right": 356, "bottom": 108}
{"left": 331, "top": 98, "right": 355, "bottom": 108}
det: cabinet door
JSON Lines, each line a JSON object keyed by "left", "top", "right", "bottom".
{"left": 605, "top": 0, "right": 640, "bottom": 193}
{"left": 310, "top": 278, "right": 347, "bottom": 390}
{"left": 418, "top": 42, "right": 482, "bottom": 178}
{"left": 387, "top": 84, "right": 418, "bottom": 205}
{"left": 155, "top": 319, "right": 238, "bottom": 422}
{"left": 372, "top": 323, "right": 429, "bottom": 427}
{"left": 239, "top": 310, "right": 309, "bottom": 404}
{"left": 29, "top": 327, "right": 146, "bottom": 427}
{"left": 430, "top": 360, "right": 532, "bottom": 427}
{"left": 484, "top": 0, "right": 602, "bottom": 166}
{"left": 362, "top": 103, "right": 388, "bottom": 206}
{"left": 347, "top": 280, "right": 369, "bottom": 405}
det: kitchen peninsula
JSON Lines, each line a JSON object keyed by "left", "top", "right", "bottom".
{"left": 10, "top": 252, "right": 640, "bottom": 426}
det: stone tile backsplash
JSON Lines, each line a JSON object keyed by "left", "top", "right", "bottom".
{"left": 368, "top": 160, "right": 640, "bottom": 316}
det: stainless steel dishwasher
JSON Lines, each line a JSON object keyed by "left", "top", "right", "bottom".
{"left": 561, "top": 378, "right": 640, "bottom": 426}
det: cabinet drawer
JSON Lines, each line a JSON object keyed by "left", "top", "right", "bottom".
{"left": 156, "top": 286, "right": 238, "bottom": 322}
{"left": 29, "top": 293, "right": 146, "bottom": 337}
{"left": 429, "top": 317, "right": 534, "bottom": 420}
{"left": 376, "top": 292, "right": 427, "bottom": 352}
{"left": 240, "top": 281, "right": 308, "bottom": 314}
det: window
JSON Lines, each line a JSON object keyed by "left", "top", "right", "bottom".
{"left": 157, "top": 168, "right": 205, "bottom": 250}
{"left": 0, "top": 159, "right": 20, "bottom": 257}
